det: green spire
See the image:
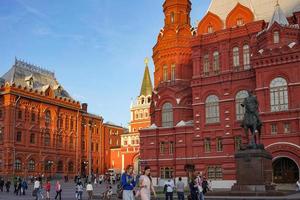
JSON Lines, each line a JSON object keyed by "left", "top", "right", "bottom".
{"left": 140, "top": 58, "right": 153, "bottom": 96}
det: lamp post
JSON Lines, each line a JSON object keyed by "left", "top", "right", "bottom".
{"left": 47, "top": 160, "right": 53, "bottom": 179}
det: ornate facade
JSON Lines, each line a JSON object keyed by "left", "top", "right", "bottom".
{"left": 140, "top": 0, "right": 300, "bottom": 187}
{"left": 0, "top": 59, "right": 103, "bottom": 178}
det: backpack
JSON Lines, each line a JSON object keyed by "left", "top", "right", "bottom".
{"left": 163, "top": 184, "right": 168, "bottom": 193}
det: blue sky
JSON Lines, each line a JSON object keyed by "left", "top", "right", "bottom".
{"left": 0, "top": 0, "right": 211, "bottom": 126}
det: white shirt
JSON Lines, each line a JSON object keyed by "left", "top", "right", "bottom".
{"left": 165, "top": 180, "right": 174, "bottom": 193}
{"left": 86, "top": 184, "right": 93, "bottom": 191}
{"left": 34, "top": 180, "right": 40, "bottom": 189}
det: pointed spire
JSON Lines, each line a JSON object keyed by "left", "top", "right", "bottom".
{"left": 140, "top": 57, "right": 153, "bottom": 96}
{"left": 267, "top": 1, "right": 289, "bottom": 30}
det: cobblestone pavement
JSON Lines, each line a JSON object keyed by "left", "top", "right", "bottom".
{"left": 0, "top": 181, "right": 118, "bottom": 200}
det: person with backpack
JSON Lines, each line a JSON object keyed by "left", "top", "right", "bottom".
{"left": 164, "top": 179, "right": 174, "bottom": 200}
{"left": 121, "top": 165, "right": 136, "bottom": 200}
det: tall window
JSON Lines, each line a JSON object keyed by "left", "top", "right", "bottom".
{"left": 207, "top": 25, "right": 214, "bottom": 33}
{"left": 284, "top": 122, "right": 291, "bottom": 134}
{"left": 271, "top": 124, "right": 277, "bottom": 135}
{"left": 243, "top": 45, "right": 250, "bottom": 69}
{"left": 18, "top": 110, "right": 22, "bottom": 119}
{"left": 203, "top": 54, "right": 210, "bottom": 75}
{"left": 208, "top": 166, "right": 223, "bottom": 179}
{"left": 162, "top": 103, "right": 173, "bottom": 127}
{"left": 16, "top": 131, "right": 22, "bottom": 142}
{"left": 274, "top": 31, "right": 280, "bottom": 44}
{"left": 45, "top": 110, "right": 51, "bottom": 127}
{"left": 204, "top": 138, "right": 211, "bottom": 152}
{"left": 163, "top": 65, "right": 168, "bottom": 81}
{"left": 171, "top": 64, "right": 176, "bottom": 81}
{"left": 236, "top": 90, "right": 248, "bottom": 120}
{"left": 233, "top": 47, "right": 240, "bottom": 69}
{"left": 57, "top": 134, "right": 63, "bottom": 147}
{"left": 270, "top": 77, "right": 288, "bottom": 112}
{"left": 170, "top": 12, "right": 175, "bottom": 23}
{"left": 169, "top": 142, "right": 174, "bottom": 155}
{"left": 68, "top": 162, "right": 74, "bottom": 172}
{"left": 216, "top": 138, "right": 223, "bottom": 152}
{"left": 31, "top": 112, "right": 36, "bottom": 122}
{"left": 234, "top": 136, "right": 242, "bottom": 151}
{"left": 57, "top": 161, "right": 63, "bottom": 172}
{"left": 205, "top": 95, "right": 219, "bottom": 124}
{"left": 28, "top": 160, "right": 35, "bottom": 171}
{"left": 69, "top": 136, "right": 74, "bottom": 149}
{"left": 30, "top": 133, "right": 35, "bottom": 144}
{"left": 160, "top": 167, "right": 174, "bottom": 179}
{"left": 65, "top": 116, "right": 69, "bottom": 129}
{"left": 213, "top": 51, "right": 220, "bottom": 73}
{"left": 15, "top": 159, "right": 21, "bottom": 171}
{"left": 160, "top": 142, "right": 165, "bottom": 154}
{"left": 44, "top": 131, "right": 50, "bottom": 146}
{"left": 0, "top": 127, "right": 3, "bottom": 142}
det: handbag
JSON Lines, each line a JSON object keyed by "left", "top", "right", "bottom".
{"left": 32, "top": 189, "right": 37, "bottom": 197}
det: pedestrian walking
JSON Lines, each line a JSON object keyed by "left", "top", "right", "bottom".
{"left": 176, "top": 177, "right": 185, "bottom": 200}
{"left": 5, "top": 180, "right": 11, "bottom": 192}
{"left": 0, "top": 178, "right": 4, "bottom": 192}
{"left": 21, "top": 179, "right": 28, "bottom": 195}
{"left": 76, "top": 182, "right": 84, "bottom": 200}
{"left": 86, "top": 181, "right": 93, "bottom": 200}
{"left": 33, "top": 178, "right": 41, "bottom": 200}
{"left": 138, "top": 166, "right": 157, "bottom": 200}
{"left": 189, "top": 175, "right": 198, "bottom": 200}
{"left": 45, "top": 180, "right": 51, "bottom": 200}
{"left": 121, "top": 165, "right": 136, "bottom": 200}
{"left": 164, "top": 179, "right": 174, "bottom": 200}
{"left": 54, "top": 180, "right": 62, "bottom": 200}
{"left": 196, "top": 172, "right": 204, "bottom": 200}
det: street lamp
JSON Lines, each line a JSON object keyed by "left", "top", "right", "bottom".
{"left": 47, "top": 160, "right": 54, "bottom": 179}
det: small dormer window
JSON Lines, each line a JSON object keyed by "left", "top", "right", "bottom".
{"left": 57, "top": 85, "right": 62, "bottom": 94}
{"left": 274, "top": 31, "right": 280, "bottom": 44}
{"left": 25, "top": 76, "right": 33, "bottom": 88}
{"left": 170, "top": 12, "right": 175, "bottom": 23}
{"left": 207, "top": 25, "right": 214, "bottom": 33}
{"left": 237, "top": 18, "right": 244, "bottom": 26}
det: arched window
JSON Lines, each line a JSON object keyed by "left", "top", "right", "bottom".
{"left": 170, "top": 12, "right": 175, "bottom": 23}
{"left": 205, "top": 95, "right": 220, "bottom": 124}
{"left": 68, "top": 162, "right": 74, "bottom": 172}
{"left": 233, "top": 47, "right": 240, "bottom": 69}
{"left": 139, "top": 111, "right": 143, "bottom": 119}
{"left": 270, "top": 77, "right": 288, "bottom": 112}
{"left": 163, "top": 65, "right": 168, "bottom": 81}
{"left": 213, "top": 51, "right": 220, "bottom": 73}
{"left": 45, "top": 110, "right": 51, "bottom": 127}
{"left": 203, "top": 54, "right": 210, "bottom": 76}
{"left": 15, "top": 159, "right": 21, "bottom": 170}
{"left": 30, "top": 133, "right": 35, "bottom": 144}
{"left": 207, "top": 25, "right": 214, "bottom": 33}
{"left": 141, "top": 98, "right": 145, "bottom": 104}
{"left": 135, "top": 111, "right": 139, "bottom": 120}
{"left": 57, "top": 160, "right": 63, "bottom": 172}
{"left": 69, "top": 135, "right": 74, "bottom": 149}
{"left": 171, "top": 64, "right": 176, "bottom": 81}
{"left": 237, "top": 18, "right": 244, "bottom": 26}
{"left": 57, "top": 134, "right": 62, "bottom": 147}
{"left": 162, "top": 103, "right": 173, "bottom": 127}
{"left": 44, "top": 130, "right": 50, "bottom": 146}
{"left": 243, "top": 45, "right": 250, "bottom": 69}
{"left": 274, "top": 31, "right": 280, "bottom": 44}
{"left": 235, "top": 90, "right": 248, "bottom": 120}
{"left": 28, "top": 160, "right": 35, "bottom": 171}
{"left": 147, "top": 97, "right": 151, "bottom": 103}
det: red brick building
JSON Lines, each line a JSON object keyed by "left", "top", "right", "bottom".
{"left": 0, "top": 59, "right": 103, "bottom": 178}
{"left": 140, "top": 0, "right": 300, "bottom": 188}
{"left": 120, "top": 58, "right": 153, "bottom": 173}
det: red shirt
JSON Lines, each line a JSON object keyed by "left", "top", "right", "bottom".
{"left": 45, "top": 183, "right": 51, "bottom": 191}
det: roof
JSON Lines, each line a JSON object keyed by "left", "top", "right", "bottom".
{"left": 207, "top": 0, "right": 300, "bottom": 23}
{"left": 267, "top": 3, "right": 289, "bottom": 29}
{"left": 1, "top": 59, "right": 73, "bottom": 100}
{"left": 139, "top": 59, "right": 153, "bottom": 97}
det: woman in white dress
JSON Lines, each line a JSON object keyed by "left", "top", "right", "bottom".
{"left": 139, "top": 166, "right": 157, "bottom": 200}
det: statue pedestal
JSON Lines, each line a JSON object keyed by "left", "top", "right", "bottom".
{"left": 232, "top": 148, "right": 274, "bottom": 192}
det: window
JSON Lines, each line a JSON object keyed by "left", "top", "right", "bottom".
{"left": 18, "top": 110, "right": 22, "bottom": 119}
{"left": 270, "top": 77, "right": 288, "bottom": 112}
{"left": 69, "top": 136, "right": 74, "bottom": 149}
{"left": 169, "top": 142, "right": 174, "bottom": 155}
{"left": 0, "top": 127, "right": 3, "bottom": 142}
{"left": 15, "top": 159, "right": 21, "bottom": 171}
{"left": 205, "top": 95, "right": 219, "bottom": 124}
{"left": 0, "top": 109, "right": 3, "bottom": 118}
{"left": 16, "top": 131, "right": 22, "bottom": 142}
{"left": 162, "top": 103, "right": 173, "bottom": 127}
{"left": 45, "top": 110, "right": 51, "bottom": 127}
{"left": 82, "top": 141, "right": 85, "bottom": 150}
{"left": 59, "top": 116, "right": 63, "bottom": 129}
{"left": 207, "top": 25, "right": 214, "bottom": 33}
{"left": 160, "top": 167, "right": 174, "bottom": 179}
{"left": 65, "top": 116, "right": 69, "bottom": 129}
{"left": 163, "top": 65, "right": 168, "bottom": 81}
{"left": 236, "top": 90, "right": 248, "bottom": 120}
{"left": 124, "top": 138, "right": 128, "bottom": 146}
{"left": 109, "top": 139, "right": 112, "bottom": 145}
{"left": 208, "top": 166, "right": 222, "bottom": 179}
{"left": 31, "top": 112, "right": 35, "bottom": 122}
{"left": 203, "top": 54, "right": 210, "bottom": 75}
{"left": 216, "top": 138, "right": 223, "bottom": 152}
{"left": 237, "top": 18, "right": 244, "bottom": 26}
{"left": 233, "top": 47, "right": 240, "bottom": 69}
{"left": 243, "top": 45, "right": 250, "bottom": 69}
{"left": 57, "top": 134, "right": 62, "bottom": 147}
{"left": 57, "top": 161, "right": 63, "bottom": 172}
{"left": 170, "top": 12, "right": 175, "bottom": 23}
{"left": 68, "top": 162, "right": 74, "bottom": 172}
{"left": 271, "top": 124, "right": 277, "bottom": 135}
{"left": 96, "top": 143, "right": 99, "bottom": 152}
{"left": 28, "top": 160, "right": 35, "bottom": 171}
{"left": 284, "top": 122, "right": 290, "bottom": 133}
{"left": 234, "top": 136, "right": 242, "bottom": 151}
{"left": 44, "top": 131, "right": 50, "bottom": 146}
{"left": 160, "top": 142, "right": 165, "bottom": 154}
{"left": 70, "top": 118, "right": 74, "bottom": 130}
{"left": 274, "top": 31, "right": 280, "bottom": 44}
{"left": 213, "top": 51, "right": 220, "bottom": 73}
{"left": 30, "top": 133, "right": 35, "bottom": 144}
{"left": 171, "top": 64, "right": 176, "bottom": 81}
{"left": 204, "top": 138, "right": 211, "bottom": 153}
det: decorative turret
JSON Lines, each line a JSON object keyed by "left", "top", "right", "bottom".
{"left": 267, "top": 2, "right": 289, "bottom": 29}
{"left": 163, "top": 0, "right": 191, "bottom": 28}
{"left": 140, "top": 58, "right": 153, "bottom": 97}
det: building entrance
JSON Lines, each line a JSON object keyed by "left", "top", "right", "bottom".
{"left": 273, "top": 157, "right": 299, "bottom": 183}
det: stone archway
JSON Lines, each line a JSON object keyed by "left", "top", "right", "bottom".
{"left": 133, "top": 154, "right": 140, "bottom": 174}
{"left": 273, "top": 157, "right": 299, "bottom": 183}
